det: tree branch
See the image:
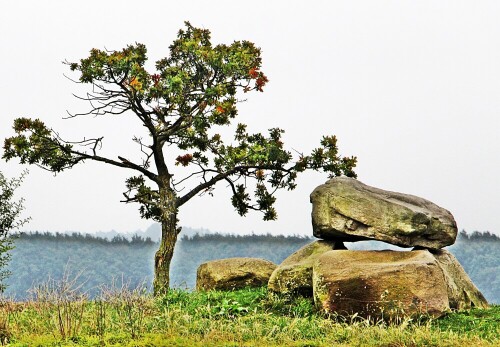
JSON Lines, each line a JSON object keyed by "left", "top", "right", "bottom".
{"left": 67, "top": 146, "right": 158, "bottom": 183}
{"left": 175, "top": 164, "right": 292, "bottom": 208}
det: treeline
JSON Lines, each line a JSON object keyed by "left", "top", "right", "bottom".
{"left": 17, "top": 231, "right": 156, "bottom": 245}
{"left": 457, "top": 230, "right": 499, "bottom": 241}
{"left": 3, "top": 231, "right": 499, "bottom": 304}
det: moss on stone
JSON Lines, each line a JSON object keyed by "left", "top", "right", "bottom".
{"left": 268, "top": 240, "right": 345, "bottom": 296}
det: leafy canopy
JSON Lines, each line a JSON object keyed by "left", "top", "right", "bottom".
{"left": 3, "top": 22, "right": 357, "bottom": 222}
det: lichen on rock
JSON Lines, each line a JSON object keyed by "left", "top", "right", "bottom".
{"left": 268, "top": 240, "right": 346, "bottom": 296}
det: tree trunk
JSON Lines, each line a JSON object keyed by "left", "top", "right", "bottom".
{"left": 153, "top": 185, "right": 179, "bottom": 296}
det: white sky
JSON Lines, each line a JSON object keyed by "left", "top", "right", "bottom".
{"left": 1, "top": 1, "right": 499, "bottom": 236}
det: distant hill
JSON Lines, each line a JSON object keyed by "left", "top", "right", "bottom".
{"left": 3, "top": 230, "right": 499, "bottom": 304}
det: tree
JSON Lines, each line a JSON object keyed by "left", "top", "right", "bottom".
{"left": 3, "top": 23, "right": 357, "bottom": 295}
{"left": 0, "top": 170, "right": 29, "bottom": 292}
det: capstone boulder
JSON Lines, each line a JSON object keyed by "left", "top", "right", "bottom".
{"left": 310, "top": 177, "right": 457, "bottom": 249}
{"left": 196, "top": 257, "right": 277, "bottom": 291}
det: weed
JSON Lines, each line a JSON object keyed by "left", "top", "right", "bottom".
{"left": 28, "top": 269, "right": 87, "bottom": 340}
{"left": 0, "top": 296, "right": 15, "bottom": 345}
{"left": 99, "top": 278, "right": 151, "bottom": 339}
{"left": 212, "top": 298, "right": 249, "bottom": 318}
{"left": 94, "top": 299, "right": 106, "bottom": 345}
{"left": 263, "top": 291, "right": 315, "bottom": 317}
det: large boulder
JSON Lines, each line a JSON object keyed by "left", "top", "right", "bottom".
{"left": 313, "top": 250, "right": 450, "bottom": 319}
{"left": 310, "top": 177, "right": 457, "bottom": 249}
{"left": 196, "top": 257, "right": 277, "bottom": 291}
{"left": 429, "top": 249, "right": 488, "bottom": 309}
{"left": 268, "top": 240, "right": 346, "bottom": 296}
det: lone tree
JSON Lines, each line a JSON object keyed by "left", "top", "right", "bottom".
{"left": 3, "top": 23, "right": 356, "bottom": 295}
{"left": 0, "top": 170, "right": 29, "bottom": 292}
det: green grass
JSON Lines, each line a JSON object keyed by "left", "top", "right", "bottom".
{"left": 433, "top": 305, "right": 500, "bottom": 341}
{"left": 0, "top": 286, "right": 498, "bottom": 346}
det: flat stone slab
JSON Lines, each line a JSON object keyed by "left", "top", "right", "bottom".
{"left": 310, "top": 177, "right": 457, "bottom": 249}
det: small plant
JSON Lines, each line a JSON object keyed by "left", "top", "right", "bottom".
{"left": 99, "top": 278, "right": 150, "bottom": 339}
{"left": 264, "top": 291, "right": 315, "bottom": 317}
{"left": 28, "top": 268, "right": 87, "bottom": 340}
{"left": 0, "top": 296, "right": 16, "bottom": 345}
{"left": 212, "top": 298, "right": 249, "bottom": 318}
{"left": 94, "top": 299, "right": 106, "bottom": 345}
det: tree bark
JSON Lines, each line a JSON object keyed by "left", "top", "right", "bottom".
{"left": 153, "top": 184, "right": 178, "bottom": 296}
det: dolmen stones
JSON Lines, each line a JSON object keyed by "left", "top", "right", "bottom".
{"left": 269, "top": 177, "right": 488, "bottom": 319}
{"left": 196, "top": 257, "right": 276, "bottom": 291}
{"left": 197, "top": 177, "right": 488, "bottom": 320}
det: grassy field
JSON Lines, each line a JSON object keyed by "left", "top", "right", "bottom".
{"left": 0, "top": 284, "right": 498, "bottom": 346}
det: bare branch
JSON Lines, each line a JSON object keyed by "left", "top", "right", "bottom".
{"left": 49, "top": 130, "right": 158, "bottom": 182}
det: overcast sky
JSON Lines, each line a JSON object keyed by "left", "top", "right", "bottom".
{"left": 1, "top": 1, "right": 499, "bottom": 236}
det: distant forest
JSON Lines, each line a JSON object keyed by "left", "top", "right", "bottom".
{"left": 3, "top": 230, "right": 499, "bottom": 304}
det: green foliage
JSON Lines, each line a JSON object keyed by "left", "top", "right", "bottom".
{"left": 124, "top": 176, "right": 162, "bottom": 222}
{"left": 262, "top": 291, "right": 316, "bottom": 317}
{"left": 160, "top": 287, "right": 267, "bottom": 319}
{"left": 3, "top": 22, "right": 356, "bottom": 225}
{"left": 0, "top": 171, "right": 29, "bottom": 293}
{"left": 3, "top": 119, "right": 79, "bottom": 172}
